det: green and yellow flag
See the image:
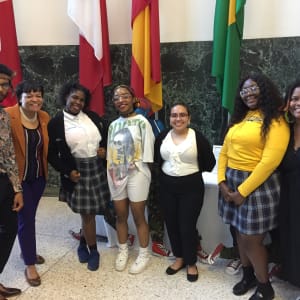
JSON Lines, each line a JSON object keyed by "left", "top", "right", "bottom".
{"left": 211, "top": 0, "right": 246, "bottom": 114}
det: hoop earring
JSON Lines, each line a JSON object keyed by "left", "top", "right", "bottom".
{"left": 284, "top": 111, "right": 295, "bottom": 124}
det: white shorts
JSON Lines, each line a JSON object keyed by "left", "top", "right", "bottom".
{"left": 109, "top": 168, "right": 151, "bottom": 202}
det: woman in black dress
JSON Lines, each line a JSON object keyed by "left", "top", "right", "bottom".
{"left": 279, "top": 80, "right": 300, "bottom": 288}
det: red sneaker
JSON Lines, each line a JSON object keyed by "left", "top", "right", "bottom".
{"left": 68, "top": 229, "right": 81, "bottom": 241}
{"left": 268, "top": 263, "right": 282, "bottom": 282}
{"left": 152, "top": 242, "right": 173, "bottom": 258}
{"left": 127, "top": 234, "right": 135, "bottom": 247}
{"left": 208, "top": 243, "right": 224, "bottom": 265}
{"left": 197, "top": 245, "right": 209, "bottom": 264}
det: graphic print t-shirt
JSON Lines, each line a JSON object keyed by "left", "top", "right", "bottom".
{"left": 107, "top": 114, "right": 154, "bottom": 189}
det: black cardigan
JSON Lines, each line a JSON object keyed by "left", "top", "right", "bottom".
{"left": 47, "top": 110, "right": 108, "bottom": 193}
{"left": 154, "top": 128, "right": 216, "bottom": 173}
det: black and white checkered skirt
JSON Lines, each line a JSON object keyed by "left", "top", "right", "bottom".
{"left": 218, "top": 167, "right": 280, "bottom": 234}
{"left": 64, "top": 156, "right": 111, "bottom": 215}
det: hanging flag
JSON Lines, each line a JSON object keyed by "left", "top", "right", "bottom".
{"left": 68, "top": 0, "right": 112, "bottom": 116}
{"left": 211, "top": 0, "right": 246, "bottom": 114}
{"left": 131, "top": 0, "right": 162, "bottom": 112}
{"left": 0, "top": 0, "right": 22, "bottom": 107}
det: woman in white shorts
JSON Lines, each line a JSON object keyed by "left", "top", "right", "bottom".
{"left": 107, "top": 85, "right": 154, "bottom": 274}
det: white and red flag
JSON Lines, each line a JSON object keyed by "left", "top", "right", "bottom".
{"left": 68, "top": 0, "right": 112, "bottom": 115}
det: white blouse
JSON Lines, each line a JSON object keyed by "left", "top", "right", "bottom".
{"left": 160, "top": 128, "right": 199, "bottom": 176}
{"left": 63, "top": 110, "right": 101, "bottom": 158}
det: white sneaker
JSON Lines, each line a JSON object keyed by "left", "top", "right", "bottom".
{"left": 115, "top": 248, "right": 129, "bottom": 271}
{"left": 225, "top": 258, "right": 242, "bottom": 275}
{"left": 129, "top": 252, "right": 150, "bottom": 274}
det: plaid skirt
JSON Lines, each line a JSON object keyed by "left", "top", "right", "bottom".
{"left": 63, "top": 156, "right": 111, "bottom": 215}
{"left": 218, "top": 167, "right": 280, "bottom": 234}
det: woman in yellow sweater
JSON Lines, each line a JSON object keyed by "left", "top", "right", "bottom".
{"left": 218, "top": 74, "right": 289, "bottom": 300}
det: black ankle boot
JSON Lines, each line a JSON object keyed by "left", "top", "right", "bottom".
{"left": 249, "top": 280, "right": 274, "bottom": 300}
{"left": 233, "top": 266, "right": 257, "bottom": 295}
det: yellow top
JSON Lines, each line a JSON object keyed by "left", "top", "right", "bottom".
{"left": 217, "top": 110, "right": 289, "bottom": 197}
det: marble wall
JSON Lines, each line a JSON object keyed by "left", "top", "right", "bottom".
{"left": 18, "top": 36, "right": 300, "bottom": 187}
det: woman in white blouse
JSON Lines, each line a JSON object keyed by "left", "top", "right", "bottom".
{"left": 48, "top": 82, "right": 113, "bottom": 272}
{"left": 154, "top": 103, "right": 215, "bottom": 282}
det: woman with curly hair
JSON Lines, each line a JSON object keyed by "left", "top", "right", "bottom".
{"left": 218, "top": 73, "right": 289, "bottom": 299}
{"left": 48, "top": 82, "right": 113, "bottom": 271}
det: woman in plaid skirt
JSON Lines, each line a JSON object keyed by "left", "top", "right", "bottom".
{"left": 48, "top": 82, "right": 113, "bottom": 271}
{"left": 218, "top": 74, "right": 289, "bottom": 300}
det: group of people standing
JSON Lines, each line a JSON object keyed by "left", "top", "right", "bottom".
{"left": 0, "top": 63, "right": 215, "bottom": 300}
{"left": 0, "top": 61, "right": 299, "bottom": 300}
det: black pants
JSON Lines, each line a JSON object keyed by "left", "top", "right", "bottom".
{"left": 0, "top": 174, "right": 18, "bottom": 273}
{"left": 159, "top": 171, "right": 204, "bottom": 265}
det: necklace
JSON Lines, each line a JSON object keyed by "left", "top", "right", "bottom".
{"left": 19, "top": 107, "right": 37, "bottom": 123}
{"left": 120, "top": 110, "right": 136, "bottom": 118}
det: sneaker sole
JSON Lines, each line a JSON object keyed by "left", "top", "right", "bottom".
{"left": 128, "top": 260, "right": 150, "bottom": 274}
{"left": 115, "top": 265, "right": 127, "bottom": 272}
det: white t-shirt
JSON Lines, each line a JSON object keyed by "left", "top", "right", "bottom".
{"left": 106, "top": 114, "right": 154, "bottom": 189}
{"left": 160, "top": 128, "right": 199, "bottom": 176}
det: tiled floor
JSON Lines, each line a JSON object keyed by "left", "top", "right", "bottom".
{"left": 1, "top": 197, "right": 300, "bottom": 300}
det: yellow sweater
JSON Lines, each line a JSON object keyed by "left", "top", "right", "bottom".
{"left": 217, "top": 110, "right": 289, "bottom": 197}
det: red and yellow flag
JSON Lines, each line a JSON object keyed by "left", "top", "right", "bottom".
{"left": 0, "top": 0, "right": 22, "bottom": 107}
{"left": 131, "top": 0, "right": 162, "bottom": 112}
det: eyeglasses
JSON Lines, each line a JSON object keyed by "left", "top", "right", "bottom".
{"left": 240, "top": 85, "right": 260, "bottom": 97}
{"left": 112, "top": 93, "right": 132, "bottom": 102}
{"left": 0, "top": 82, "right": 10, "bottom": 90}
{"left": 170, "top": 113, "right": 189, "bottom": 118}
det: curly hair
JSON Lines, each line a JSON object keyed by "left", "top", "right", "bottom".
{"left": 15, "top": 80, "right": 44, "bottom": 104}
{"left": 58, "top": 82, "right": 91, "bottom": 109}
{"left": 229, "top": 73, "right": 283, "bottom": 139}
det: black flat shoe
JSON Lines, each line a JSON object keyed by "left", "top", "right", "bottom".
{"left": 0, "top": 283, "right": 22, "bottom": 297}
{"left": 166, "top": 264, "right": 185, "bottom": 275}
{"left": 187, "top": 266, "right": 198, "bottom": 282}
{"left": 233, "top": 278, "right": 257, "bottom": 295}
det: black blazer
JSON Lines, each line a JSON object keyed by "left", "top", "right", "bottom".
{"left": 154, "top": 128, "right": 216, "bottom": 173}
{"left": 47, "top": 110, "right": 108, "bottom": 193}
